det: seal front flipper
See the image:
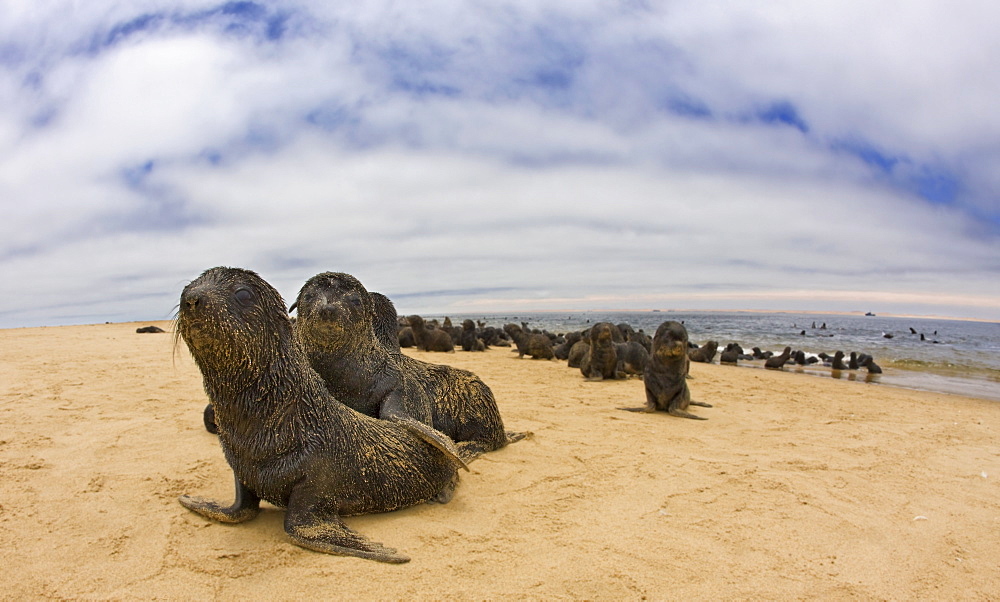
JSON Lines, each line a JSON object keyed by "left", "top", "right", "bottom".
{"left": 284, "top": 487, "right": 410, "bottom": 564}
{"left": 388, "top": 414, "right": 469, "bottom": 472}
{"left": 378, "top": 395, "right": 468, "bottom": 471}
{"left": 179, "top": 475, "right": 261, "bottom": 523}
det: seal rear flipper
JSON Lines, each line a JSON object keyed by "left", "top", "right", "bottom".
{"left": 179, "top": 476, "right": 261, "bottom": 523}
{"left": 617, "top": 406, "right": 656, "bottom": 413}
{"left": 689, "top": 401, "right": 713, "bottom": 408}
{"left": 505, "top": 430, "right": 531, "bottom": 444}
{"left": 667, "top": 409, "right": 708, "bottom": 420}
{"left": 389, "top": 415, "right": 469, "bottom": 471}
{"left": 285, "top": 515, "right": 410, "bottom": 564}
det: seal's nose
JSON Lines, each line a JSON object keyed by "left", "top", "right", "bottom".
{"left": 181, "top": 286, "right": 208, "bottom": 312}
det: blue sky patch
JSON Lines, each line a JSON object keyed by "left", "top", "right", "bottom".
{"left": 756, "top": 101, "right": 809, "bottom": 133}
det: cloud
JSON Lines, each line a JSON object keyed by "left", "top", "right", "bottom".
{"left": 1, "top": 0, "right": 999, "bottom": 328}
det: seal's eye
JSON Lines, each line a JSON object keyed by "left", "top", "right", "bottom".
{"left": 347, "top": 295, "right": 362, "bottom": 307}
{"left": 234, "top": 288, "right": 254, "bottom": 306}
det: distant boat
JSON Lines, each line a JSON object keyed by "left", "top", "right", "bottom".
{"left": 865, "top": 312, "right": 876, "bottom": 316}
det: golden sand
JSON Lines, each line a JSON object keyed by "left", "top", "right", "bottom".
{"left": 1, "top": 321, "right": 998, "bottom": 598}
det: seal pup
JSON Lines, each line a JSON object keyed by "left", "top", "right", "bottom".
{"left": 620, "top": 321, "right": 711, "bottom": 419}
{"left": 176, "top": 267, "right": 460, "bottom": 563}
{"left": 296, "top": 272, "right": 523, "bottom": 463}
{"left": 580, "top": 322, "right": 624, "bottom": 380}
{"left": 859, "top": 355, "right": 883, "bottom": 373}
{"left": 370, "top": 292, "right": 401, "bottom": 351}
{"left": 615, "top": 340, "right": 650, "bottom": 375}
{"left": 719, "top": 343, "right": 742, "bottom": 365}
{"left": 136, "top": 325, "right": 166, "bottom": 333}
{"left": 765, "top": 347, "right": 792, "bottom": 369}
{"left": 408, "top": 315, "right": 455, "bottom": 352}
{"left": 503, "top": 323, "right": 555, "bottom": 359}
{"left": 460, "top": 319, "right": 486, "bottom": 352}
{"left": 567, "top": 339, "right": 589, "bottom": 368}
{"left": 688, "top": 340, "right": 719, "bottom": 363}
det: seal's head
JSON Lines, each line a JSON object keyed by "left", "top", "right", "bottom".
{"left": 177, "top": 267, "right": 291, "bottom": 377}
{"left": 651, "top": 321, "right": 689, "bottom": 362}
{"left": 590, "top": 322, "right": 616, "bottom": 344}
{"left": 293, "top": 272, "right": 375, "bottom": 350}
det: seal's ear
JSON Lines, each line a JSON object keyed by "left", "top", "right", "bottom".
{"left": 288, "top": 301, "right": 298, "bottom": 313}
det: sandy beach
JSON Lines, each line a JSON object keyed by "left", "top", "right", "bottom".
{"left": 2, "top": 320, "right": 998, "bottom": 599}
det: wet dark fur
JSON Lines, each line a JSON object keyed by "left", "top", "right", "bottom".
{"left": 176, "top": 267, "right": 459, "bottom": 564}
{"left": 295, "top": 272, "right": 524, "bottom": 463}
{"left": 370, "top": 292, "right": 401, "bottom": 351}
{"left": 621, "top": 321, "right": 711, "bottom": 419}
{"left": 580, "top": 322, "right": 624, "bottom": 380}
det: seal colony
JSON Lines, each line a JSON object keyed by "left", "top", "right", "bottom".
{"left": 177, "top": 265, "right": 898, "bottom": 562}
{"left": 176, "top": 267, "right": 465, "bottom": 563}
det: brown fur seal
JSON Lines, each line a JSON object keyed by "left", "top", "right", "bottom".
{"left": 764, "top": 346, "right": 792, "bottom": 369}
{"left": 176, "top": 267, "right": 461, "bottom": 563}
{"left": 580, "top": 322, "right": 624, "bottom": 380}
{"left": 688, "top": 340, "right": 718, "bottom": 363}
{"left": 408, "top": 315, "right": 455, "bottom": 352}
{"left": 503, "top": 323, "right": 555, "bottom": 359}
{"left": 136, "top": 325, "right": 166, "bottom": 333}
{"left": 460, "top": 319, "right": 486, "bottom": 351}
{"left": 369, "top": 292, "right": 401, "bottom": 351}
{"left": 614, "top": 340, "right": 650, "bottom": 375}
{"left": 566, "top": 339, "right": 589, "bottom": 368}
{"left": 295, "top": 272, "right": 524, "bottom": 463}
{"left": 621, "top": 321, "right": 711, "bottom": 419}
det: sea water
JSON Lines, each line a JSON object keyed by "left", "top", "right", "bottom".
{"left": 429, "top": 311, "right": 1000, "bottom": 402}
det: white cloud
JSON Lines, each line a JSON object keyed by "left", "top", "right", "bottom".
{"left": 1, "top": 0, "right": 999, "bottom": 327}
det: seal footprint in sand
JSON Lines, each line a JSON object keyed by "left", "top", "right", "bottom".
{"left": 176, "top": 267, "right": 464, "bottom": 563}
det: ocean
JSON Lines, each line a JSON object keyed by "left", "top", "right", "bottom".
{"left": 428, "top": 311, "right": 1000, "bottom": 402}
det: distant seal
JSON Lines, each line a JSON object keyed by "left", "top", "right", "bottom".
{"left": 554, "top": 331, "right": 583, "bottom": 360}
{"left": 503, "top": 323, "right": 555, "bottom": 359}
{"left": 620, "top": 321, "right": 712, "bottom": 420}
{"left": 296, "top": 272, "right": 524, "bottom": 463}
{"left": 859, "top": 355, "right": 883, "bottom": 373}
{"left": 765, "top": 347, "right": 792, "bottom": 369}
{"left": 176, "top": 267, "right": 460, "bottom": 563}
{"left": 460, "top": 319, "right": 486, "bottom": 352}
{"left": 580, "top": 322, "right": 623, "bottom": 380}
{"left": 720, "top": 343, "right": 742, "bottom": 365}
{"left": 136, "top": 325, "right": 166, "bottom": 333}
{"left": 688, "top": 340, "right": 718, "bottom": 363}
{"left": 615, "top": 340, "right": 650, "bottom": 375}
{"left": 408, "top": 315, "right": 455, "bottom": 352}
{"left": 566, "top": 339, "right": 589, "bottom": 368}
{"left": 831, "top": 350, "right": 850, "bottom": 370}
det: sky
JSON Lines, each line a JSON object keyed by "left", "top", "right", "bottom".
{"left": 2, "top": 0, "right": 999, "bottom": 328}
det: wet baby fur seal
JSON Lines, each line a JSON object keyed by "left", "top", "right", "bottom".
{"left": 293, "top": 271, "right": 524, "bottom": 463}
{"left": 176, "top": 267, "right": 461, "bottom": 564}
{"left": 620, "top": 321, "right": 712, "bottom": 420}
